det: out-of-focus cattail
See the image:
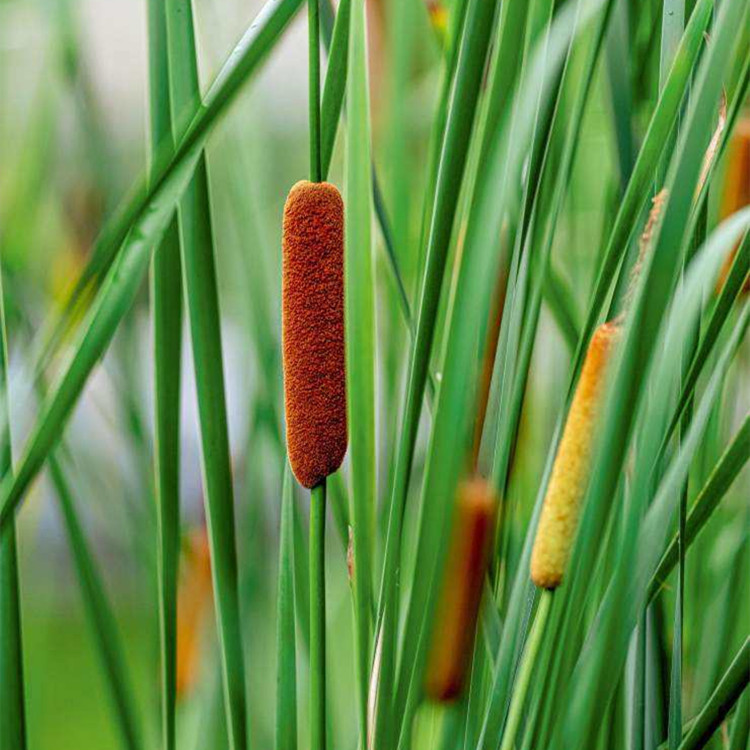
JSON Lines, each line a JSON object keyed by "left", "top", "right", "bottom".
{"left": 530, "top": 322, "right": 620, "bottom": 590}
{"left": 176, "top": 528, "right": 213, "bottom": 698}
{"left": 282, "top": 180, "right": 347, "bottom": 489}
{"left": 424, "top": 478, "right": 498, "bottom": 702}
{"left": 716, "top": 116, "right": 750, "bottom": 295}
{"left": 426, "top": 1, "right": 449, "bottom": 48}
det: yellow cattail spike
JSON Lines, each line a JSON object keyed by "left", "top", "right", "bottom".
{"left": 716, "top": 116, "right": 750, "bottom": 295}
{"left": 530, "top": 322, "right": 620, "bottom": 590}
{"left": 424, "top": 478, "right": 498, "bottom": 702}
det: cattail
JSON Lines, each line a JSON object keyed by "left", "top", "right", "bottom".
{"left": 426, "top": 1, "right": 449, "bottom": 47}
{"left": 282, "top": 180, "right": 347, "bottom": 489}
{"left": 176, "top": 527, "right": 212, "bottom": 698}
{"left": 424, "top": 478, "right": 497, "bottom": 702}
{"left": 530, "top": 322, "right": 620, "bottom": 590}
{"left": 716, "top": 116, "right": 750, "bottom": 295}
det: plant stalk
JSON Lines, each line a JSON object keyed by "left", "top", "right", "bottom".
{"left": 309, "top": 0, "right": 322, "bottom": 182}
{"left": 499, "top": 590, "right": 553, "bottom": 750}
{"left": 310, "top": 480, "right": 327, "bottom": 750}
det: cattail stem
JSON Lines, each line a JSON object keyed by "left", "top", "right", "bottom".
{"left": 310, "top": 479, "right": 327, "bottom": 750}
{"left": 308, "top": 0, "right": 322, "bottom": 182}
{"left": 499, "top": 590, "right": 553, "bottom": 750}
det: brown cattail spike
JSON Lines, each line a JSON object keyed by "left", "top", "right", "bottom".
{"left": 424, "top": 478, "right": 498, "bottom": 702}
{"left": 530, "top": 322, "right": 620, "bottom": 590}
{"left": 716, "top": 116, "right": 750, "bottom": 295}
{"left": 282, "top": 180, "right": 347, "bottom": 489}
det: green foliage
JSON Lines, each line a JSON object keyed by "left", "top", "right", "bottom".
{"left": 0, "top": 0, "right": 748, "bottom": 747}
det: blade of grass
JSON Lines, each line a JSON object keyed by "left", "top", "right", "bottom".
{"left": 276, "top": 466, "right": 297, "bottom": 750}
{"left": 676, "top": 637, "right": 749, "bottom": 750}
{"left": 728, "top": 693, "right": 749, "bottom": 750}
{"left": 543, "top": 268, "right": 580, "bottom": 351}
{"left": 660, "top": 0, "right": 685, "bottom": 91}
{"left": 605, "top": 0, "right": 635, "bottom": 187}
{"left": 0, "top": 231, "right": 26, "bottom": 750}
{"left": 48, "top": 453, "right": 142, "bottom": 750}
{"left": 165, "top": 0, "right": 247, "bottom": 747}
{"left": 345, "top": 0, "right": 376, "bottom": 742}
{"left": 647, "top": 412, "right": 750, "bottom": 601}
{"left": 320, "top": 0, "right": 350, "bottom": 180}
{"left": 664, "top": 5, "right": 689, "bottom": 738}
{"left": 146, "top": 0, "right": 183, "bottom": 746}
{"left": 416, "top": 0, "right": 470, "bottom": 288}
{"left": 659, "top": 232, "right": 749, "bottom": 454}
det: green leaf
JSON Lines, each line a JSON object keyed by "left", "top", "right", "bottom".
{"left": 659, "top": 0, "right": 685, "bottom": 91}
{"left": 320, "top": 0, "right": 351, "bottom": 180}
{"left": 145, "top": 0, "right": 183, "bottom": 746}
{"left": 165, "top": 0, "right": 247, "bottom": 746}
{"left": 0, "top": 257, "right": 26, "bottom": 750}
{"left": 648, "top": 412, "right": 750, "bottom": 602}
{"left": 49, "top": 454, "right": 143, "bottom": 750}
{"left": 659, "top": 232, "right": 749, "bottom": 453}
{"left": 345, "top": 0, "right": 376, "bottom": 742}
{"left": 676, "top": 637, "right": 749, "bottom": 750}
{"left": 728, "top": 692, "right": 750, "bottom": 750}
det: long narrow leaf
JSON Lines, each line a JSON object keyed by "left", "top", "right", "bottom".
{"left": 345, "top": 1, "right": 376, "bottom": 743}
{"left": 0, "top": 226, "right": 26, "bottom": 750}
{"left": 676, "top": 637, "right": 749, "bottom": 750}
{"left": 146, "top": 0, "right": 183, "bottom": 746}
{"left": 49, "top": 454, "right": 143, "bottom": 750}
{"left": 648, "top": 412, "right": 750, "bottom": 601}
{"left": 166, "top": 1, "right": 247, "bottom": 747}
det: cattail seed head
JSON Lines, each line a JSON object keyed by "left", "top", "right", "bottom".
{"left": 530, "top": 322, "right": 620, "bottom": 590}
{"left": 717, "top": 117, "right": 750, "bottom": 295}
{"left": 720, "top": 117, "right": 750, "bottom": 221}
{"left": 282, "top": 180, "right": 347, "bottom": 489}
{"left": 424, "top": 478, "right": 498, "bottom": 702}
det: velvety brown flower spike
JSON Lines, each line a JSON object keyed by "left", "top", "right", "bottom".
{"left": 282, "top": 180, "right": 348, "bottom": 489}
{"left": 424, "top": 478, "right": 498, "bottom": 702}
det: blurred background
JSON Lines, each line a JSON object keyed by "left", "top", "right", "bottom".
{"left": 0, "top": 0, "right": 747, "bottom": 747}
